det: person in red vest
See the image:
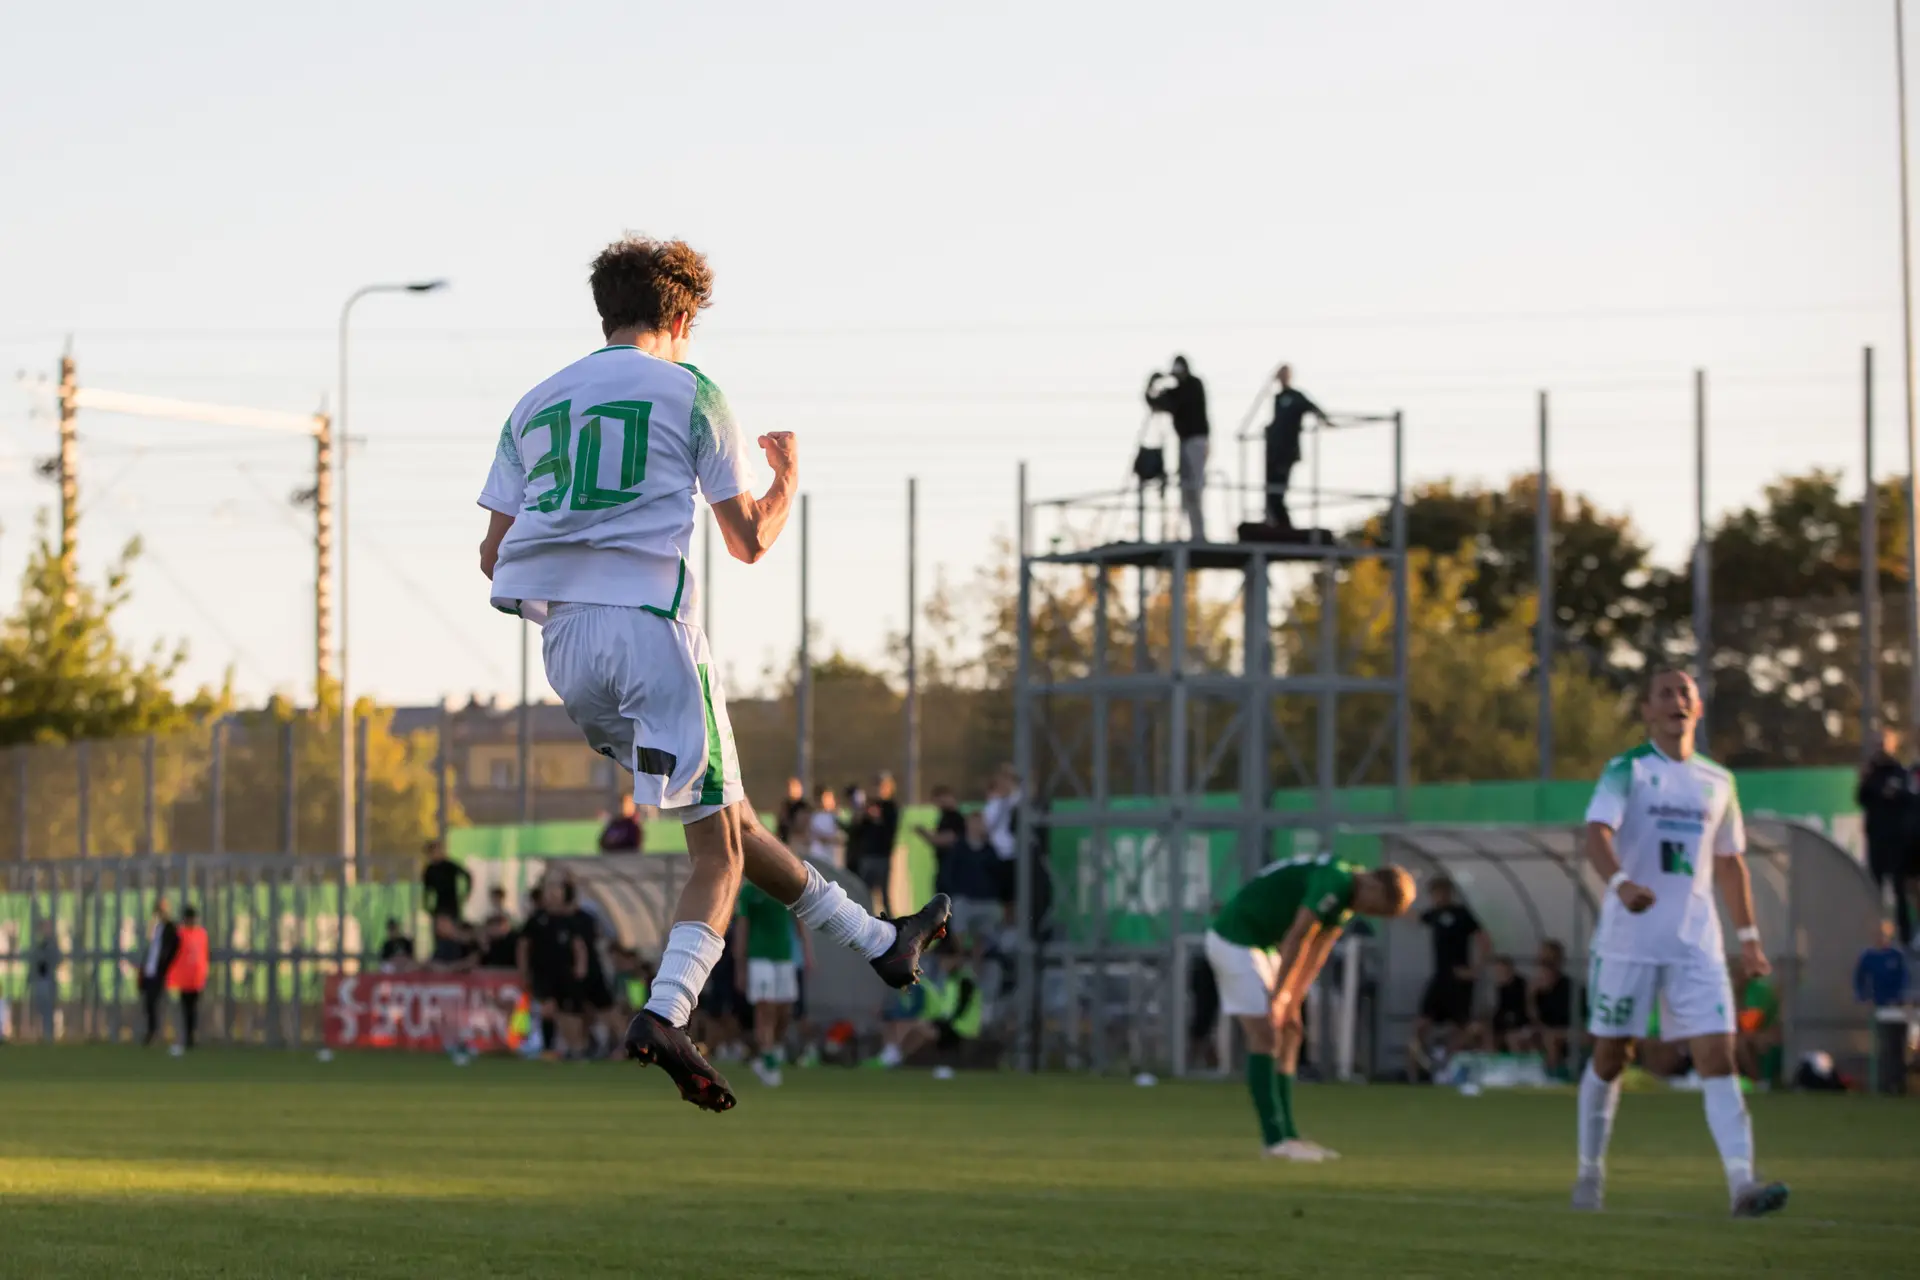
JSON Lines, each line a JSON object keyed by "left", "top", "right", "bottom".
{"left": 167, "top": 905, "right": 210, "bottom": 1054}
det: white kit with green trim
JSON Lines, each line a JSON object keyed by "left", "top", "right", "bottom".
{"left": 478, "top": 346, "right": 751, "bottom": 625}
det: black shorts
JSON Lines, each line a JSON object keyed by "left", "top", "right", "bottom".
{"left": 991, "top": 858, "right": 1017, "bottom": 906}
{"left": 1420, "top": 975, "right": 1474, "bottom": 1027}
{"left": 574, "top": 969, "right": 615, "bottom": 1014}
{"left": 529, "top": 963, "right": 567, "bottom": 1006}
{"left": 933, "top": 1019, "right": 962, "bottom": 1050}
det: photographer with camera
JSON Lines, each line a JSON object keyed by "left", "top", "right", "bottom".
{"left": 1143, "top": 356, "right": 1210, "bottom": 542}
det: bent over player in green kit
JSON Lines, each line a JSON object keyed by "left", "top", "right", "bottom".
{"left": 1205, "top": 857, "right": 1415, "bottom": 1161}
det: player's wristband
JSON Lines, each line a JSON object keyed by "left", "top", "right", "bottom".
{"left": 1606, "top": 871, "right": 1628, "bottom": 895}
{"left": 1736, "top": 926, "right": 1761, "bottom": 944}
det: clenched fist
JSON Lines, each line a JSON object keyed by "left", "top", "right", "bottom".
{"left": 758, "top": 431, "right": 797, "bottom": 477}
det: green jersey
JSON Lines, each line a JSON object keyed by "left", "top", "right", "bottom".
{"left": 1211, "top": 854, "right": 1359, "bottom": 948}
{"left": 735, "top": 884, "right": 794, "bottom": 962}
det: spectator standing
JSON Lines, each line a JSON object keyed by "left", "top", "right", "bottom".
{"left": 805, "top": 786, "right": 847, "bottom": 868}
{"left": 776, "top": 776, "right": 807, "bottom": 844}
{"left": 1856, "top": 919, "right": 1912, "bottom": 1094}
{"left": 479, "top": 910, "right": 520, "bottom": 968}
{"left": 1144, "top": 356, "right": 1210, "bottom": 542}
{"left": 1407, "top": 876, "right": 1487, "bottom": 1079}
{"left": 854, "top": 773, "right": 903, "bottom": 915}
{"left": 936, "top": 811, "right": 1003, "bottom": 943}
{"left": 27, "top": 920, "right": 59, "bottom": 1043}
{"left": 422, "top": 839, "right": 472, "bottom": 920}
{"left": 167, "top": 906, "right": 209, "bottom": 1054}
{"left": 1856, "top": 729, "right": 1918, "bottom": 946}
{"left": 1262, "top": 365, "right": 1329, "bottom": 530}
{"left": 981, "top": 765, "right": 1022, "bottom": 923}
{"left": 598, "top": 794, "right": 645, "bottom": 854}
{"left": 137, "top": 899, "right": 180, "bottom": 1048}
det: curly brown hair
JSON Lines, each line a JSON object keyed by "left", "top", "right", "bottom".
{"left": 588, "top": 236, "right": 714, "bottom": 338}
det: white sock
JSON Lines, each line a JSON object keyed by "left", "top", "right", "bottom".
{"left": 1702, "top": 1075, "right": 1754, "bottom": 1194}
{"left": 1577, "top": 1062, "right": 1622, "bottom": 1177}
{"left": 643, "top": 921, "right": 726, "bottom": 1027}
{"left": 792, "top": 864, "right": 896, "bottom": 959}
{"left": 879, "top": 1042, "right": 903, "bottom": 1067}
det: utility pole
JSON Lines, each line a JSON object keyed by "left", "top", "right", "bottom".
{"left": 56, "top": 346, "right": 78, "bottom": 602}
{"left": 313, "top": 413, "right": 335, "bottom": 697}
{"left": 62, "top": 383, "right": 331, "bottom": 700}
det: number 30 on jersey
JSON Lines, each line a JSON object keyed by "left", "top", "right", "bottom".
{"left": 521, "top": 399, "right": 652, "bottom": 514}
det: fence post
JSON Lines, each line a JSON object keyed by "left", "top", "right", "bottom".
{"left": 354, "top": 714, "right": 370, "bottom": 865}
{"left": 210, "top": 718, "right": 227, "bottom": 856}
{"left": 436, "top": 702, "right": 451, "bottom": 842}
{"left": 14, "top": 750, "right": 25, "bottom": 861}
{"left": 76, "top": 741, "right": 90, "bottom": 859}
{"left": 141, "top": 735, "right": 157, "bottom": 855}
{"left": 282, "top": 718, "right": 297, "bottom": 855}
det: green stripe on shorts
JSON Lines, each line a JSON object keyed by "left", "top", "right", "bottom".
{"left": 697, "top": 663, "right": 725, "bottom": 806}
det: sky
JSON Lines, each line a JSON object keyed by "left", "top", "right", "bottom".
{"left": 0, "top": 0, "right": 1912, "bottom": 709}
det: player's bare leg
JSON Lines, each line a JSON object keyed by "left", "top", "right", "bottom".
{"left": 626, "top": 804, "right": 745, "bottom": 1113}
{"left": 1275, "top": 1011, "right": 1337, "bottom": 1160}
{"left": 1573, "top": 1036, "right": 1630, "bottom": 1210}
{"left": 736, "top": 803, "right": 949, "bottom": 988}
{"left": 1693, "top": 1033, "right": 1789, "bottom": 1218}
{"left": 1238, "top": 1013, "right": 1319, "bottom": 1162}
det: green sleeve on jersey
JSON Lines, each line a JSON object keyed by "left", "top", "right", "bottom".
{"left": 494, "top": 416, "right": 521, "bottom": 470}
{"left": 1303, "top": 865, "right": 1356, "bottom": 927}
{"left": 1595, "top": 755, "right": 1632, "bottom": 802}
{"left": 678, "top": 363, "right": 737, "bottom": 464}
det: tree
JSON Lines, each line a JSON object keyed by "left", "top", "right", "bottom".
{"left": 0, "top": 522, "right": 216, "bottom": 746}
{"left": 1279, "top": 547, "right": 1638, "bottom": 783}
{"left": 1697, "top": 472, "right": 1910, "bottom": 766}
{"left": 1355, "top": 477, "right": 1687, "bottom": 685}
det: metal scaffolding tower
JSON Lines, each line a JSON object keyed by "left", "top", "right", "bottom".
{"left": 1009, "top": 412, "right": 1410, "bottom": 1076}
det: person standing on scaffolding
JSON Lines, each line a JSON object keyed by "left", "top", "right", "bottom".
{"left": 1144, "top": 356, "right": 1210, "bottom": 541}
{"left": 1264, "top": 364, "right": 1329, "bottom": 531}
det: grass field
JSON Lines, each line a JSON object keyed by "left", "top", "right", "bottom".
{"left": 0, "top": 1047, "right": 1914, "bottom": 1279}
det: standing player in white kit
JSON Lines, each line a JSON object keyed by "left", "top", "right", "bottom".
{"left": 1573, "top": 668, "right": 1788, "bottom": 1217}
{"left": 478, "top": 237, "right": 949, "bottom": 1112}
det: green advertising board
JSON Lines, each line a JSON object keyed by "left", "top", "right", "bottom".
{"left": 1043, "top": 767, "right": 1863, "bottom": 945}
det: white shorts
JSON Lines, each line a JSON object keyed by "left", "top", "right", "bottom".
{"left": 746, "top": 959, "right": 798, "bottom": 1006}
{"left": 541, "top": 604, "right": 744, "bottom": 822}
{"left": 1205, "top": 930, "right": 1280, "bottom": 1018}
{"left": 1587, "top": 952, "right": 1735, "bottom": 1042}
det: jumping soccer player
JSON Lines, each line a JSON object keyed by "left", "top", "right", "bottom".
{"left": 478, "top": 236, "right": 948, "bottom": 1112}
{"left": 1205, "top": 855, "right": 1415, "bottom": 1161}
{"left": 1573, "top": 668, "right": 1788, "bottom": 1218}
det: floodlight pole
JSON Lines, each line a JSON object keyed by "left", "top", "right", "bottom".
{"left": 337, "top": 278, "right": 445, "bottom": 864}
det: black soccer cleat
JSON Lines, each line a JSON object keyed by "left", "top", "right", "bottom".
{"left": 624, "top": 1010, "right": 736, "bottom": 1113}
{"left": 869, "top": 893, "right": 952, "bottom": 990}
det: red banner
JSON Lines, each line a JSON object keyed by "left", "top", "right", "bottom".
{"left": 324, "top": 970, "right": 527, "bottom": 1053}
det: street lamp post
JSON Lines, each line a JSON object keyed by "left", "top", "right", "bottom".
{"left": 337, "top": 279, "right": 445, "bottom": 863}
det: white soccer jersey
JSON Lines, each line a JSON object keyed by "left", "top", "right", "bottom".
{"left": 1584, "top": 742, "right": 1745, "bottom": 964}
{"left": 477, "top": 347, "right": 754, "bottom": 625}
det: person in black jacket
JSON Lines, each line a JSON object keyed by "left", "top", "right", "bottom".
{"left": 135, "top": 899, "right": 180, "bottom": 1047}
{"left": 421, "top": 839, "right": 472, "bottom": 921}
{"left": 1857, "top": 728, "right": 1918, "bottom": 945}
{"left": 1263, "top": 364, "right": 1330, "bottom": 530}
{"left": 1145, "top": 356, "right": 1211, "bottom": 542}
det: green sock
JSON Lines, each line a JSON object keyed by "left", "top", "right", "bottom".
{"left": 1275, "top": 1071, "right": 1298, "bottom": 1141}
{"left": 762, "top": 1051, "right": 778, "bottom": 1071}
{"left": 1246, "top": 1053, "right": 1283, "bottom": 1146}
